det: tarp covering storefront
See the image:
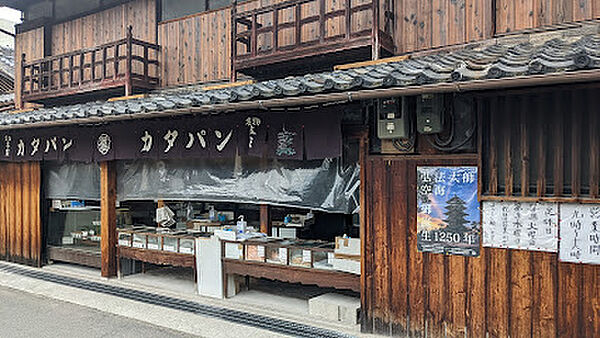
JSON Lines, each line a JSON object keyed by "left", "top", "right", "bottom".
{"left": 44, "top": 162, "right": 101, "bottom": 201}
{"left": 44, "top": 158, "right": 360, "bottom": 213}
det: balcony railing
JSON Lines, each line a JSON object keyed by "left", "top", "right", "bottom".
{"left": 21, "top": 26, "right": 160, "bottom": 104}
{"left": 232, "top": 0, "right": 393, "bottom": 74}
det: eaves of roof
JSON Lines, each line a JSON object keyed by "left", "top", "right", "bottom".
{"left": 2, "top": 32, "right": 600, "bottom": 130}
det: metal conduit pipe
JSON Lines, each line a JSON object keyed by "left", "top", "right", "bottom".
{"left": 3, "top": 69, "right": 600, "bottom": 131}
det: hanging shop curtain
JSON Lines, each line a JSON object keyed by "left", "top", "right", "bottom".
{"left": 116, "top": 157, "right": 359, "bottom": 214}
{"left": 0, "top": 110, "right": 342, "bottom": 163}
{"left": 44, "top": 162, "right": 101, "bottom": 200}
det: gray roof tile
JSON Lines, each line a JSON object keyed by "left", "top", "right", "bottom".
{"left": 3, "top": 33, "right": 600, "bottom": 128}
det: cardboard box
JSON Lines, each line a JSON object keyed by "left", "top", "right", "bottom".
{"left": 271, "top": 227, "right": 298, "bottom": 239}
{"left": 332, "top": 257, "right": 361, "bottom": 275}
{"left": 214, "top": 229, "right": 237, "bottom": 241}
{"left": 224, "top": 242, "right": 244, "bottom": 260}
{"left": 334, "top": 237, "right": 360, "bottom": 256}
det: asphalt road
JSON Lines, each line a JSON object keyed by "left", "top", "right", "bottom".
{"left": 0, "top": 286, "right": 197, "bottom": 338}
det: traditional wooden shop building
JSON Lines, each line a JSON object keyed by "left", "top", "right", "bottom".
{"left": 0, "top": 0, "right": 599, "bottom": 337}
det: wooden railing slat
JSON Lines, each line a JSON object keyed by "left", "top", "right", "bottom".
{"left": 21, "top": 31, "right": 160, "bottom": 102}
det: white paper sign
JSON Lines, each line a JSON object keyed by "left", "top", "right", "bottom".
{"left": 179, "top": 247, "right": 193, "bottom": 254}
{"left": 559, "top": 204, "right": 600, "bottom": 264}
{"left": 257, "top": 245, "right": 265, "bottom": 258}
{"left": 279, "top": 248, "right": 288, "bottom": 262}
{"left": 482, "top": 201, "right": 558, "bottom": 252}
{"left": 52, "top": 199, "right": 62, "bottom": 209}
{"left": 133, "top": 242, "right": 145, "bottom": 249}
{"left": 302, "top": 249, "right": 312, "bottom": 263}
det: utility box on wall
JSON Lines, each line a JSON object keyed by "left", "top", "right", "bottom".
{"left": 376, "top": 97, "right": 410, "bottom": 139}
{"left": 416, "top": 94, "right": 444, "bottom": 134}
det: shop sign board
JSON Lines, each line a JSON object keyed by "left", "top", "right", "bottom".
{"left": 482, "top": 201, "right": 558, "bottom": 252}
{"left": 0, "top": 111, "right": 342, "bottom": 162}
{"left": 559, "top": 204, "right": 600, "bottom": 264}
{"left": 417, "top": 166, "right": 480, "bottom": 257}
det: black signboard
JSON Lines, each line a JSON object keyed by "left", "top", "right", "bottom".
{"left": 0, "top": 111, "right": 343, "bottom": 163}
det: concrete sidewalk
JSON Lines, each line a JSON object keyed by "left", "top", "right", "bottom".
{"left": 0, "top": 286, "right": 196, "bottom": 338}
{"left": 0, "top": 262, "right": 376, "bottom": 338}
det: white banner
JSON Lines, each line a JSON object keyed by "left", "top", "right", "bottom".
{"left": 559, "top": 204, "right": 600, "bottom": 264}
{"left": 482, "top": 201, "right": 558, "bottom": 252}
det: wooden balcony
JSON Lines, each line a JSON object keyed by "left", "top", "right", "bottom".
{"left": 232, "top": 0, "right": 394, "bottom": 77}
{"left": 21, "top": 27, "right": 160, "bottom": 106}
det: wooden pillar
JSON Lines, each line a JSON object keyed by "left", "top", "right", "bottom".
{"left": 124, "top": 25, "right": 133, "bottom": 96}
{"left": 260, "top": 204, "right": 270, "bottom": 234}
{"left": 100, "top": 161, "right": 117, "bottom": 278}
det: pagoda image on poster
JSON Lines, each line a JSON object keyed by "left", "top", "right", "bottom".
{"left": 417, "top": 166, "right": 480, "bottom": 256}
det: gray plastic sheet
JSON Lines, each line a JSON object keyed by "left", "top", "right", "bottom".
{"left": 116, "top": 158, "right": 360, "bottom": 214}
{"left": 44, "top": 162, "right": 101, "bottom": 200}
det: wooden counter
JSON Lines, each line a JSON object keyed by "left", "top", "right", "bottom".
{"left": 222, "top": 258, "right": 360, "bottom": 293}
{"left": 116, "top": 246, "right": 196, "bottom": 279}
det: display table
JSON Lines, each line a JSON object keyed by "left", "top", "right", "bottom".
{"left": 116, "top": 228, "right": 202, "bottom": 283}
{"left": 48, "top": 245, "right": 101, "bottom": 268}
{"left": 220, "top": 238, "right": 360, "bottom": 295}
{"left": 222, "top": 258, "right": 360, "bottom": 293}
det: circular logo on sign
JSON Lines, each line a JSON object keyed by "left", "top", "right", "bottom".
{"left": 97, "top": 133, "right": 111, "bottom": 155}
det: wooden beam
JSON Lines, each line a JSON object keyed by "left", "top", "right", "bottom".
{"left": 201, "top": 80, "right": 255, "bottom": 91}
{"left": 107, "top": 93, "right": 148, "bottom": 102}
{"left": 100, "top": 161, "right": 117, "bottom": 278}
{"left": 333, "top": 55, "right": 410, "bottom": 71}
{"left": 260, "top": 204, "right": 270, "bottom": 234}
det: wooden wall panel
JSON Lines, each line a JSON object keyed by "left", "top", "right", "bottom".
{"left": 14, "top": 27, "right": 44, "bottom": 109}
{"left": 388, "top": 162, "right": 408, "bottom": 336}
{"left": 371, "top": 160, "right": 390, "bottom": 334}
{"left": 364, "top": 128, "right": 600, "bottom": 337}
{"left": 158, "top": 8, "right": 231, "bottom": 87}
{"left": 497, "top": 0, "right": 600, "bottom": 34}
{"left": 15, "top": 0, "right": 156, "bottom": 106}
{"left": 51, "top": 0, "right": 157, "bottom": 78}
{"left": 51, "top": 0, "right": 157, "bottom": 55}
{"left": 395, "top": 0, "right": 492, "bottom": 54}
{"left": 100, "top": 161, "right": 117, "bottom": 278}
{"left": 0, "top": 162, "right": 42, "bottom": 266}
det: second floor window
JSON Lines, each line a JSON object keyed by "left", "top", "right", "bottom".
{"left": 160, "top": 0, "right": 238, "bottom": 22}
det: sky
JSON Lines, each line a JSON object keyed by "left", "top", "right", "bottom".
{"left": 418, "top": 166, "right": 481, "bottom": 225}
{"left": 0, "top": 7, "right": 21, "bottom": 23}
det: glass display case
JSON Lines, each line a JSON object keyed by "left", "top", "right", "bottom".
{"left": 47, "top": 201, "right": 102, "bottom": 251}
{"left": 265, "top": 246, "right": 288, "bottom": 264}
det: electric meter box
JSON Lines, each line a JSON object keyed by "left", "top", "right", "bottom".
{"left": 416, "top": 94, "right": 444, "bottom": 134}
{"left": 376, "top": 97, "right": 410, "bottom": 139}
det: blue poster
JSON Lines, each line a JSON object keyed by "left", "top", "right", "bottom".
{"left": 417, "top": 166, "right": 480, "bottom": 257}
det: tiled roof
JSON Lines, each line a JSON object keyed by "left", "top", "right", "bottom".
{"left": 0, "top": 46, "right": 14, "bottom": 95}
{"left": 0, "top": 93, "right": 13, "bottom": 106}
{"left": 2, "top": 33, "right": 600, "bottom": 128}
{"left": 0, "top": 46, "right": 14, "bottom": 81}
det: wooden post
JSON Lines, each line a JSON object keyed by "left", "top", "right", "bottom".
{"left": 231, "top": 0, "right": 238, "bottom": 82}
{"left": 19, "top": 53, "right": 25, "bottom": 110}
{"left": 125, "top": 25, "right": 133, "bottom": 96}
{"left": 101, "top": 161, "right": 117, "bottom": 278}
{"left": 260, "top": 204, "right": 270, "bottom": 234}
{"left": 371, "top": 0, "right": 380, "bottom": 60}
